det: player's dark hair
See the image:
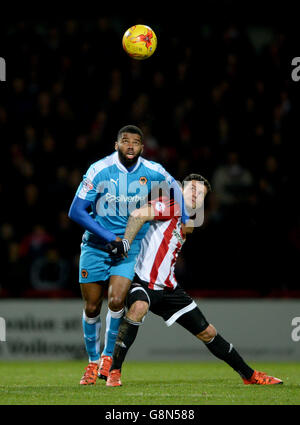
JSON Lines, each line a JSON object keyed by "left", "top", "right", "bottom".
{"left": 182, "top": 173, "right": 212, "bottom": 192}
{"left": 117, "top": 125, "right": 144, "bottom": 141}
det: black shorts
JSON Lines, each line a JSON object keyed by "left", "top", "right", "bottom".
{"left": 126, "top": 275, "right": 209, "bottom": 335}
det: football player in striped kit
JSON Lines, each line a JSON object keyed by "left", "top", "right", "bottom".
{"left": 105, "top": 174, "right": 283, "bottom": 387}
{"left": 68, "top": 125, "right": 187, "bottom": 384}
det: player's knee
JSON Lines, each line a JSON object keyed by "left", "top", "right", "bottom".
{"left": 127, "top": 300, "right": 148, "bottom": 322}
{"left": 197, "top": 324, "right": 217, "bottom": 343}
{"left": 84, "top": 302, "right": 101, "bottom": 318}
{"left": 108, "top": 295, "right": 125, "bottom": 312}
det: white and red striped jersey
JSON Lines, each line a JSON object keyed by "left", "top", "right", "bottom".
{"left": 134, "top": 197, "right": 186, "bottom": 290}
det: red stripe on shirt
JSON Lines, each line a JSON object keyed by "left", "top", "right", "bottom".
{"left": 164, "top": 241, "right": 181, "bottom": 289}
{"left": 149, "top": 217, "right": 178, "bottom": 289}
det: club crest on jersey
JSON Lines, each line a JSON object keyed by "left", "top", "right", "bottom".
{"left": 139, "top": 176, "right": 148, "bottom": 185}
{"left": 155, "top": 201, "right": 166, "bottom": 213}
{"left": 82, "top": 178, "right": 93, "bottom": 192}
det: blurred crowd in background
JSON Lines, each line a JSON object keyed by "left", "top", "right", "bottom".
{"left": 0, "top": 17, "right": 299, "bottom": 297}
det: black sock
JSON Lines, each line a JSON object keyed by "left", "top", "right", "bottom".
{"left": 205, "top": 334, "right": 254, "bottom": 379}
{"left": 110, "top": 317, "right": 140, "bottom": 371}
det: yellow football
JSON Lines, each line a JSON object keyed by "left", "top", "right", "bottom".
{"left": 122, "top": 24, "right": 157, "bottom": 60}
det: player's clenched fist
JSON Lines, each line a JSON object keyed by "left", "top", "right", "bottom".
{"left": 106, "top": 238, "right": 130, "bottom": 257}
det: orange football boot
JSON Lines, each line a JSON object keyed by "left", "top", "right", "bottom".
{"left": 243, "top": 370, "right": 283, "bottom": 385}
{"left": 98, "top": 355, "right": 112, "bottom": 381}
{"left": 106, "top": 369, "right": 122, "bottom": 387}
{"left": 80, "top": 362, "right": 99, "bottom": 385}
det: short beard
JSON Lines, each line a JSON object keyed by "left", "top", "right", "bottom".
{"left": 118, "top": 150, "right": 140, "bottom": 167}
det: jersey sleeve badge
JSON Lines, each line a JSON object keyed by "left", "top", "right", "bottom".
{"left": 150, "top": 196, "right": 181, "bottom": 221}
{"left": 82, "top": 178, "right": 94, "bottom": 192}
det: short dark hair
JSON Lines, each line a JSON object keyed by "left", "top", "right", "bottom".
{"left": 182, "top": 173, "right": 212, "bottom": 192}
{"left": 117, "top": 125, "right": 144, "bottom": 141}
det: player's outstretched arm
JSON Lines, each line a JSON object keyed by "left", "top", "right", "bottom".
{"left": 68, "top": 195, "right": 117, "bottom": 243}
{"left": 124, "top": 204, "right": 155, "bottom": 245}
{"left": 105, "top": 204, "right": 154, "bottom": 258}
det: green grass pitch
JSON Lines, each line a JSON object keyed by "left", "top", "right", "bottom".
{"left": 0, "top": 361, "right": 299, "bottom": 405}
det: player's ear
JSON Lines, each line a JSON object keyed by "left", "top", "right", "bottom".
{"left": 115, "top": 141, "right": 119, "bottom": 151}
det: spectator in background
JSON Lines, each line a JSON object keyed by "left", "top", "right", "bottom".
{"left": 30, "top": 244, "right": 70, "bottom": 291}
{"left": 0, "top": 223, "right": 15, "bottom": 270}
{"left": 212, "top": 151, "right": 254, "bottom": 210}
{"left": 55, "top": 210, "right": 79, "bottom": 259}
{"left": 3, "top": 242, "right": 30, "bottom": 296}
{"left": 19, "top": 224, "right": 54, "bottom": 261}
{"left": 139, "top": 123, "right": 159, "bottom": 161}
{"left": 258, "top": 155, "right": 282, "bottom": 201}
